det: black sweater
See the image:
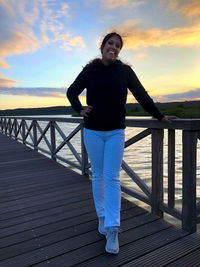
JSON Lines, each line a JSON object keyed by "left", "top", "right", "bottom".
{"left": 67, "top": 59, "right": 164, "bottom": 131}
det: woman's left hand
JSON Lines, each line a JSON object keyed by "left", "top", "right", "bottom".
{"left": 161, "top": 115, "right": 178, "bottom": 123}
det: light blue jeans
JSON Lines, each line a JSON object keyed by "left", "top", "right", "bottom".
{"left": 83, "top": 128, "right": 125, "bottom": 228}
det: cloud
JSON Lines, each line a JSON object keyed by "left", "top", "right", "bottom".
{"left": 0, "top": 0, "right": 15, "bottom": 15}
{"left": 0, "top": 0, "right": 41, "bottom": 70}
{"left": 134, "top": 52, "right": 147, "bottom": 60}
{"left": 0, "top": 86, "right": 67, "bottom": 98}
{"left": 101, "top": 0, "right": 146, "bottom": 9}
{"left": 0, "top": 0, "right": 85, "bottom": 64}
{"left": 0, "top": 78, "right": 20, "bottom": 87}
{"left": 62, "top": 36, "right": 86, "bottom": 51}
{"left": 178, "top": 0, "right": 200, "bottom": 17}
{"left": 0, "top": 0, "right": 86, "bottom": 87}
{"left": 158, "top": 88, "right": 200, "bottom": 102}
{"left": 0, "top": 26, "right": 40, "bottom": 57}
{"left": 161, "top": 0, "right": 200, "bottom": 17}
{"left": 114, "top": 20, "right": 200, "bottom": 49}
{"left": 0, "top": 59, "right": 10, "bottom": 68}
{"left": 53, "top": 33, "right": 85, "bottom": 51}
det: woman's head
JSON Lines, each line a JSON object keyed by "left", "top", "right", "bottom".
{"left": 100, "top": 32, "right": 123, "bottom": 51}
{"left": 100, "top": 32, "right": 123, "bottom": 65}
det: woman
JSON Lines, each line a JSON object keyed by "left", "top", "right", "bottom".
{"left": 67, "top": 32, "right": 175, "bottom": 254}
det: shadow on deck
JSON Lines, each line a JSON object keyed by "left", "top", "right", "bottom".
{"left": 0, "top": 133, "right": 200, "bottom": 267}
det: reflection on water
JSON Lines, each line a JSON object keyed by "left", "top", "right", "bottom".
{"left": 24, "top": 115, "right": 200, "bottom": 229}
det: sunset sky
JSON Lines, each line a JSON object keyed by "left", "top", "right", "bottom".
{"left": 0, "top": 0, "right": 200, "bottom": 110}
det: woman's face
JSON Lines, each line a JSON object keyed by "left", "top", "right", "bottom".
{"left": 101, "top": 35, "right": 122, "bottom": 65}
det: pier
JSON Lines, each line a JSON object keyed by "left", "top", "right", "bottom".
{"left": 0, "top": 116, "right": 200, "bottom": 266}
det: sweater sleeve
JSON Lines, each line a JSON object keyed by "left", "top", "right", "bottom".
{"left": 66, "top": 68, "right": 88, "bottom": 114}
{"left": 127, "top": 66, "right": 164, "bottom": 120}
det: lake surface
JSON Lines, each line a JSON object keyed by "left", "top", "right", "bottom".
{"left": 24, "top": 115, "right": 200, "bottom": 229}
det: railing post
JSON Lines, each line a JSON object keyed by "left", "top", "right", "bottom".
{"left": 22, "top": 119, "right": 26, "bottom": 144}
{"left": 33, "top": 120, "right": 38, "bottom": 151}
{"left": 151, "top": 129, "right": 164, "bottom": 217}
{"left": 8, "top": 118, "right": 12, "bottom": 137}
{"left": 0, "top": 117, "right": 2, "bottom": 133}
{"left": 14, "top": 119, "right": 17, "bottom": 140}
{"left": 5, "top": 118, "right": 8, "bottom": 134}
{"left": 50, "top": 121, "right": 56, "bottom": 161}
{"left": 2, "top": 118, "right": 5, "bottom": 133}
{"left": 168, "top": 129, "right": 175, "bottom": 208}
{"left": 81, "top": 125, "right": 89, "bottom": 177}
{"left": 182, "top": 130, "right": 197, "bottom": 233}
{"left": 4, "top": 118, "right": 6, "bottom": 133}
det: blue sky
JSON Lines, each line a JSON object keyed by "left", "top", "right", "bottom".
{"left": 0, "top": 0, "right": 200, "bottom": 109}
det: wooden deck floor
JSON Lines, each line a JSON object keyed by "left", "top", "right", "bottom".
{"left": 1, "top": 133, "right": 200, "bottom": 267}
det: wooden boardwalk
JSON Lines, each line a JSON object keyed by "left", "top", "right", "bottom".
{"left": 1, "top": 133, "right": 200, "bottom": 267}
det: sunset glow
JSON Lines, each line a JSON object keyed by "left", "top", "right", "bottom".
{"left": 0, "top": 0, "right": 200, "bottom": 110}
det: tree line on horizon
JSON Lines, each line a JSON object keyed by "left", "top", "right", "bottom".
{"left": 0, "top": 100, "right": 200, "bottom": 118}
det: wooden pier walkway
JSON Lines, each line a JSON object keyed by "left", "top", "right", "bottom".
{"left": 1, "top": 132, "right": 200, "bottom": 267}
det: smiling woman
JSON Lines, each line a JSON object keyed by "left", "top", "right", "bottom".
{"left": 66, "top": 31, "right": 177, "bottom": 255}
{"left": 100, "top": 33, "right": 123, "bottom": 65}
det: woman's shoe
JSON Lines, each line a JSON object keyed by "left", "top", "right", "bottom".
{"left": 98, "top": 217, "right": 107, "bottom": 235}
{"left": 105, "top": 227, "right": 119, "bottom": 254}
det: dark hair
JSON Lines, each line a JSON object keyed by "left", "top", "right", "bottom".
{"left": 100, "top": 32, "right": 123, "bottom": 52}
{"left": 84, "top": 32, "right": 124, "bottom": 68}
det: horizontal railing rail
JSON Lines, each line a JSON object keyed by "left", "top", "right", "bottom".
{"left": 1, "top": 116, "right": 200, "bottom": 233}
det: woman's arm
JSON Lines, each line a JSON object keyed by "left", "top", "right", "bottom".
{"left": 127, "top": 67, "right": 164, "bottom": 120}
{"left": 66, "top": 68, "right": 88, "bottom": 114}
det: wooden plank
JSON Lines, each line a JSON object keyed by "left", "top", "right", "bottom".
{"left": 0, "top": 197, "right": 94, "bottom": 221}
{"left": 0, "top": 205, "right": 142, "bottom": 250}
{"left": 0, "top": 205, "right": 147, "bottom": 261}
{"left": 0, "top": 184, "right": 92, "bottom": 213}
{"left": 0, "top": 157, "right": 66, "bottom": 177}
{"left": 167, "top": 247, "right": 200, "bottom": 266}
{"left": 0, "top": 131, "right": 199, "bottom": 267}
{"left": 124, "top": 128, "right": 151, "bottom": 148}
{"left": 35, "top": 226, "right": 186, "bottom": 267}
{"left": 3, "top": 117, "right": 200, "bottom": 130}
{"left": 0, "top": 216, "right": 167, "bottom": 267}
{"left": 151, "top": 129, "right": 164, "bottom": 217}
{"left": 168, "top": 129, "right": 175, "bottom": 207}
{"left": 0, "top": 174, "right": 87, "bottom": 200}
{"left": 121, "top": 232, "right": 200, "bottom": 267}
{"left": 81, "top": 125, "right": 89, "bottom": 176}
{"left": 121, "top": 160, "right": 151, "bottom": 197}
{"left": 72, "top": 228, "right": 187, "bottom": 267}
{"left": 182, "top": 130, "right": 197, "bottom": 233}
{"left": 50, "top": 121, "right": 56, "bottom": 161}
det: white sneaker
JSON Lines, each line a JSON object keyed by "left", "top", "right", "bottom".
{"left": 98, "top": 217, "right": 107, "bottom": 235}
{"left": 105, "top": 227, "right": 119, "bottom": 254}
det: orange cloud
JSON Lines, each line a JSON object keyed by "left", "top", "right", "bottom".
{"left": 0, "top": 0, "right": 14, "bottom": 15}
{"left": 0, "top": 77, "right": 20, "bottom": 86}
{"left": 162, "top": 0, "right": 200, "bottom": 17}
{"left": 179, "top": 0, "right": 200, "bottom": 17}
{"left": 54, "top": 33, "right": 86, "bottom": 51}
{"left": 0, "top": 27, "right": 40, "bottom": 57}
{"left": 0, "top": 59, "right": 10, "bottom": 69}
{"left": 0, "top": 1, "right": 41, "bottom": 85}
{"left": 0, "top": 0, "right": 85, "bottom": 87}
{"left": 101, "top": 0, "right": 146, "bottom": 9}
{"left": 114, "top": 20, "right": 200, "bottom": 49}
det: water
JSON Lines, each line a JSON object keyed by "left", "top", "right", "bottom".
{"left": 22, "top": 115, "right": 200, "bottom": 229}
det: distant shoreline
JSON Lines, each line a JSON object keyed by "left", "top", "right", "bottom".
{"left": 0, "top": 100, "right": 200, "bottom": 118}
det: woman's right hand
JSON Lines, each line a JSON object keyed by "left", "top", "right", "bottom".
{"left": 161, "top": 115, "right": 178, "bottom": 123}
{"left": 79, "top": 106, "right": 93, "bottom": 117}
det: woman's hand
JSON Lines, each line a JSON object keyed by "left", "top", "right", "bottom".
{"left": 80, "top": 106, "right": 93, "bottom": 117}
{"left": 161, "top": 115, "right": 178, "bottom": 123}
